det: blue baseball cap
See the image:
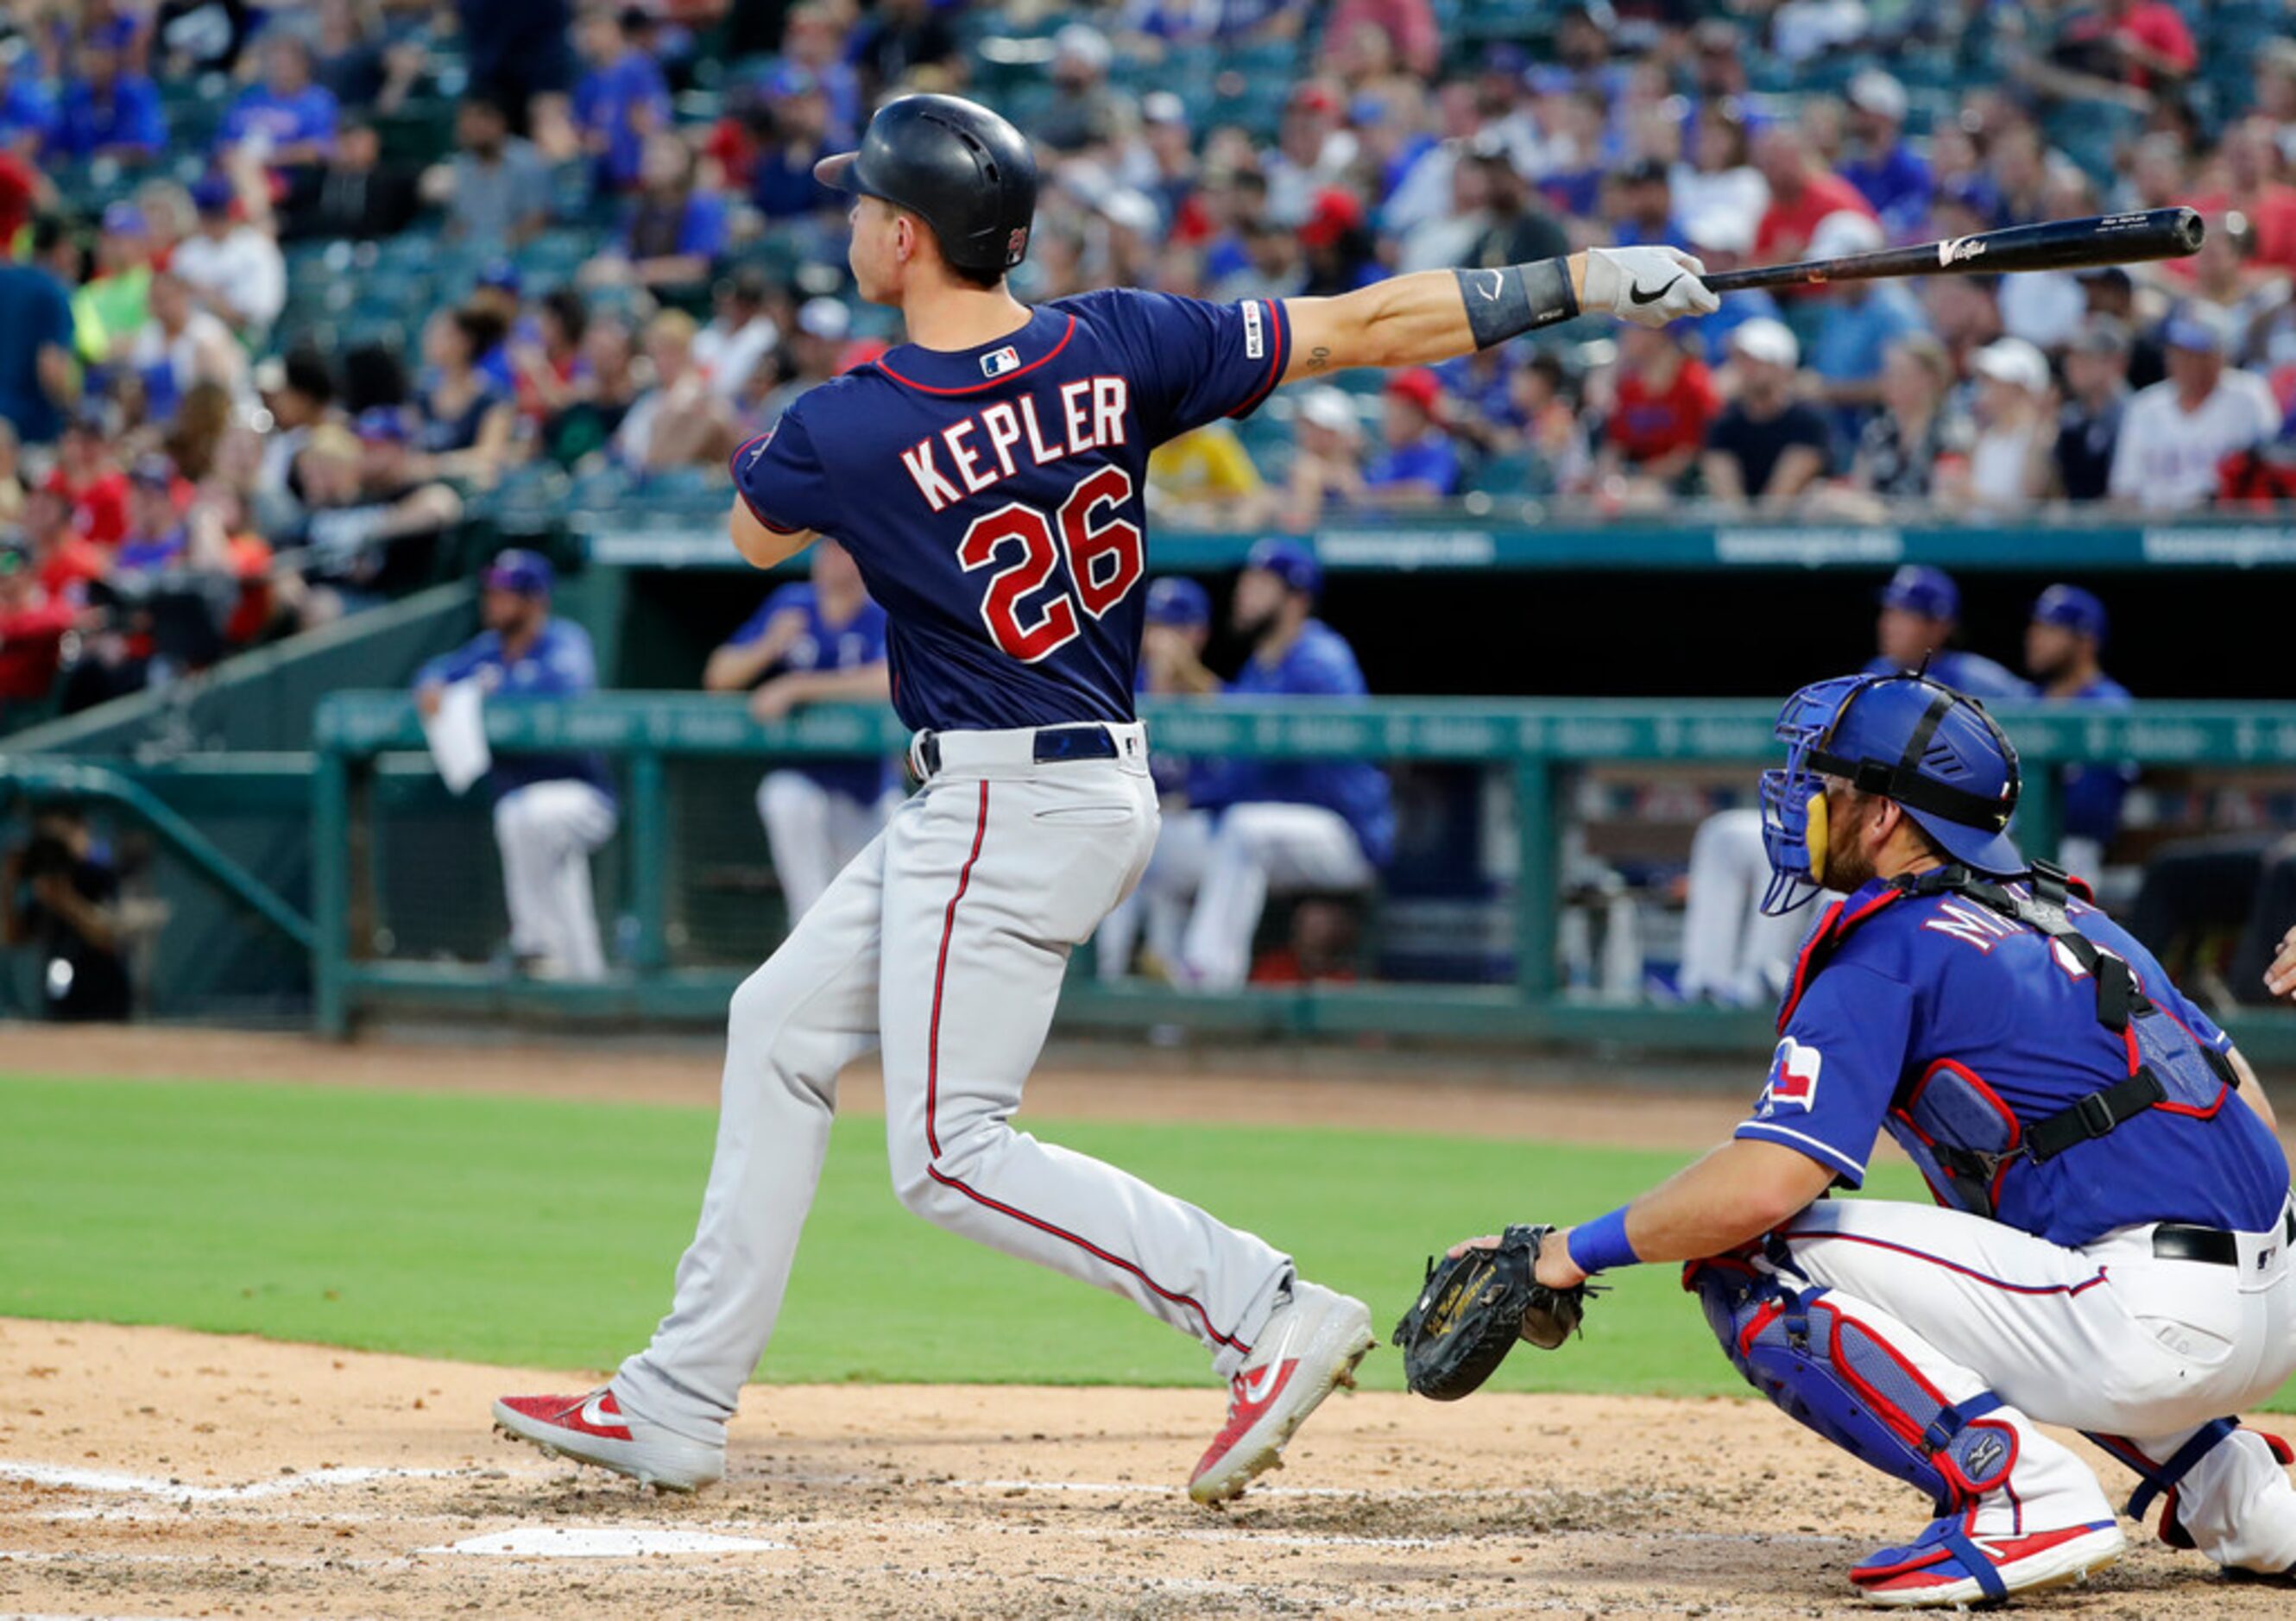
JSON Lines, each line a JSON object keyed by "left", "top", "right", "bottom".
{"left": 763, "top": 62, "right": 820, "bottom": 100}
{"left": 2032, "top": 583, "right": 2107, "bottom": 642}
{"left": 191, "top": 174, "right": 234, "bottom": 214}
{"left": 1145, "top": 576, "right": 1210, "bottom": 628}
{"left": 101, "top": 202, "right": 147, "bottom": 237}
{"left": 1244, "top": 537, "right": 1322, "bottom": 598}
{"left": 353, "top": 405, "right": 412, "bottom": 445}
{"left": 476, "top": 258, "right": 525, "bottom": 294}
{"left": 482, "top": 548, "right": 554, "bottom": 597}
{"left": 1879, "top": 564, "right": 1958, "bottom": 621}
{"left": 2162, "top": 306, "right": 2234, "bottom": 355}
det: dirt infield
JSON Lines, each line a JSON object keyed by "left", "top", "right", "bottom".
{"left": 3, "top": 1317, "right": 2292, "bottom": 1620}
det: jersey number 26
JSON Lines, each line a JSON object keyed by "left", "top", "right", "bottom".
{"left": 956, "top": 466, "right": 1143, "bottom": 663}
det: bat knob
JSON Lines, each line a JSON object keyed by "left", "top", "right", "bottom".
{"left": 2173, "top": 206, "right": 2205, "bottom": 254}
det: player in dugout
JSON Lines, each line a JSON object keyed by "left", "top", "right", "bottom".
{"left": 1444, "top": 672, "right": 2296, "bottom": 1605}
{"left": 492, "top": 91, "right": 1717, "bottom": 1506}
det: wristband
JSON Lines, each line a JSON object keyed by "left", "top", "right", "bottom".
{"left": 1566, "top": 1207, "right": 1640, "bottom": 1275}
{"left": 1454, "top": 258, "right": 1580, "bottom": 350}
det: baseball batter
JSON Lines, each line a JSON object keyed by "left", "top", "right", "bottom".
{"left": 495, "top": 91, "right": 1716, "bottom": 1502}
{"left": 1453, "top": 672, "right": 2296, "bottom": 1605}
{"left": 702, "top": 539, "right": 893, "bottom": 922}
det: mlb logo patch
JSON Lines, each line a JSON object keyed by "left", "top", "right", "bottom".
{"left": 1243, "top": 300, "right": 1265, "bottom": 361}
{"left": 981, "top": 345, "right": 1022, "bottom": 379}
{"left": 1759, "top": 1038, "right": 1822, "bottom": 1116}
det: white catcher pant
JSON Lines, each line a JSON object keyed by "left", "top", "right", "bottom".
{"left": 615, "top": 724, "right": 1295, "bottom": 1443}
{"left": 1181, "top": 803, "right": 1375, "bottom": 990}
{"left": 757, "top": 771, "right": 891, "bottom": 923}
{"left": 1767, "top": 1195, "right": 2296, "bottom": 1568}
{"left": 1679, "top": 808, "right": 1813, "bottom": 1005}
{"left": 492, "top": 780, "right": 616, "bottom": 981}
{"left": 1095, "top": 805, "right": 1213, "bottom": 981}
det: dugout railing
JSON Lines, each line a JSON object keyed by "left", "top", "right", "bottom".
{"left": 306, "top": 692, "right": 2296, "bottom": 1062}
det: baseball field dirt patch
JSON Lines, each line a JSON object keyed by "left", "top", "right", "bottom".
{"left": 2, "top": 1317, "right": 2290, "bottom": 1619}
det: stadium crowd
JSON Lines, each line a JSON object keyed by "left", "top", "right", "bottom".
{"left": 0, "top": 1, "right": 2289, "bottom": 716}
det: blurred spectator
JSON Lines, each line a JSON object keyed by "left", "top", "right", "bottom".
{"left": 1461, "top": 136, "right": 1569, "bottom": 272}
{"left": 1840, "top": 70, "right": 1929, "bottom": 240}
{"left": 50, "top": 31, "right": 165, "bottom": 161}
{"left": 694, "top": 268, "right": 780, "bottom": 404}
{"left": 0, "top": 253, "right": 79, "bottom": 445}
{"left": 2108, "top": 307, "right": 2279, "bottom": 512}
{"left": 3, "top": 804, "right": 135, "bottom": 1021}
{"left": 0, "top": 418, "right": 19, "bottom": 525}
{"left": 413, "top": 308, "right": 516, "bottom": 484}
{"left": 1177, "top": 539, "right": 1391, "bottom": 989}
{"left": 414, "top": 550, "right": 615, "bottom": 982}
{"left": 1039, "top": 24, "right": 1126, "bottom": 155}
{"left": 2053, "top": 317, "right": 2132, "bottom": 501}
{"left": 1265, "top": 83, "right": 1357, "bottom": 226}
{"left": 171, "top": 175, "right": 285, "bottom": 343}
{"left": 73, "top": 204, "right": 155, "bottom": 366}
{"left": 115, "top": 455, "right": 188, "bottom": 578}
{"left": 0, "top": 50, "right": 55, "bottom": 158}
{"left": 19, "top": 484, "right": 106, "bottom": 600}
{"left": 592, "top": 132, "right": 729, "bottom": 293}
{"left": 155, "top": 0, "right": 258, "bottom": 78}
{"left": 219, "top": 34, "right": 339, "bottom": 181}
{"left": 2258, "top": 41, "right": 2296, "bottom": 168}
{"left": 574, "top": 4, "right": 672, "bottom": 192}
{"left": 1145, "top": 420, "right": 1268, "bottom": 528}
{"left": 781, "top": 3, "right": 863, "bottom": 147}
{"left": 128, "top": 270, "right": 250, "bottom": 425}
{"left": 1323, "top": 0, "right": 1439, "bottom": 80}
{"left": 1676, "top": 210, "right": 1782, "bottom": 368}
{"left": 1298, "top": 186, "right": 1378, "bottom": 295}
{"left": 507, "top": 287, "right": 591, "bottom": 425}
{"left": 428, "top": 92, "right": 552, "bottom": 253}
{"left": 615, "top": 309, "right": 736, "bottom": 472}
{"left": 1806, "top": 210, "right": 1927, "bottom": 441}
{"left": 2078, "top": 266, "right": 2166, "bottom": 391}
{"left": 1605, "top": 156, "right": 1681, "bottom": 250}
{"left": 1599, "top": 324, "right": 1718, "bottom": 503}
{"left": 1509, "top": 351, "right": 1593, "bottom": 494}
{"left": 2025, "top": 583, "right": 2134, "bottom": 878}
{"left": 309, "top": 0, "right": 426, "bottom": 116}
{"left": 750, "top": 297, "right": 849, "bottom": 430}
{"left": 457, "top": 0, "right": 579, "bottom": 161}
{"left": 284, "top": 118, "right": 422, "bottom": 241}
{"left": 1965, "top": 337, "right": 2054, "bottom": 512}
{"left": 282, "top": 420, "right": 462, "bottom": 614}
{"left": 732, "top": 66, "right": 840, "bottom": 223}
{"left": 46, "top": 410, "right": 129, "bottom": 546}
{"left": 0, "top": 541, "right": 80, "bottom": 725}
{"left": 543, "top": 312, "right": 641, "bottom": 466}
{"left": 1866, "top": 565, "right": 2028, "bottom": 697}
{"left": 850, "top": 0, "right": 962, "bottom": 100}
{"left": 703, "top": 539, "right": 892, "bottom": 923}
{"left": 1278, "top": 384, "right": 1365, "bottom": 529}
{"left": 1830, "top": 332, "right": 1971, "bottom": 508}
{"left": 1752, "top": 124, "right": 1875, "bottom": 273}
{"left": 1360, "top": 369, "right": 1458, "bottom": 508}
{"left": 1701, "top": 319, "right": 1830, "bottom": 508}
{"left": 253, "top": 345, "right": 337, "bottom": 505}
{"left": 2037, "top": 0, "right": 2197, "bottom": 102}
{"left": 1673, "top": 100, "right": 1767, "bottom": 233}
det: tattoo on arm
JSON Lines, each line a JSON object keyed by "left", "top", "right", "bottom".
{"left": 1304, "top": 345, "right": 1331, "bottom": 375}
{"left": 1454, "top": 260, "right": 1580, "bottom": 350}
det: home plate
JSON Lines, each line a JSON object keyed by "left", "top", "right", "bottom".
{"left": 423, "top": 1528, "right": 792, "bottom": 1558}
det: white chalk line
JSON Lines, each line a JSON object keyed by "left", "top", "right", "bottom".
{"left": 0, "top": 1459, "right": 546, "bottom": 1502}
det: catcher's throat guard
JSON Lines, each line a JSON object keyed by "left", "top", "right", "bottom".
{"left": 1391, "top": 1225, "right": 1587, "bottom": 1401}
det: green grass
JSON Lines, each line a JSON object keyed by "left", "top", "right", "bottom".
{"left": 0, "top": 1073, "right": 2286, "bottom": 1409}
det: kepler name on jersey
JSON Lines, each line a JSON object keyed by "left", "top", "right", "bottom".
{"left": 899, "top": 375, "right": 1132, "bottom": 512}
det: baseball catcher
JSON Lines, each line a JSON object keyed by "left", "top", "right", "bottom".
{"left": 1411, "top": 672, "right": 2296, "bottom": 1606}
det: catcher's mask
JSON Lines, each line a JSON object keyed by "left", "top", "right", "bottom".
{"left": 1758, "top": 672, "right": 2022, "bottom": 917}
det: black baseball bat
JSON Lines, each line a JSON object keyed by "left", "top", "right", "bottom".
{"left": 1700, "top": 207, "right": 2205, "bottom": 293}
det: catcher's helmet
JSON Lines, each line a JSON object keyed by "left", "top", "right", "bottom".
{"left": 814, "top": 94, "right": 1038, "bottom": 280}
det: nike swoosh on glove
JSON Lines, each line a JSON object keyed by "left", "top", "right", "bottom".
{"left": 1580, "top": 244, "right": 1721, "bottom": 329}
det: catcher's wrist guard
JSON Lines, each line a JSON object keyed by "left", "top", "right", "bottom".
{"left": 1391, "top": 1223, "right": 1593, "bottom": 1401}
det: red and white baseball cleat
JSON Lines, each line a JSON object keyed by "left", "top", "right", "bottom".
{"left": 1852, "top": 1517, "right": 2124, "bottom": 1607}
{"left": 1188, "top": 1278, "right": 1375, "bottom": 1505}
{"left": 491, "top": 1389, "right": 725, "bottom": 1492}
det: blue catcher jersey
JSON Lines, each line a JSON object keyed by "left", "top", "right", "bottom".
{"left": 732, "top": 289, "right": 1293, "bottom": 734}
{"left": 728, "top": 582, "right": 891, "bottom": 802}
{"left": 1193, "top": 621, "right": 1396, "bottom": 867}
{"left": 1740, "top": 878, "right": 2289, "bottom": 1247}
{"left": 413, "top": 619, "right": 612, "bottom": 800}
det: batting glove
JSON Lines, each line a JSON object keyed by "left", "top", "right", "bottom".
{"left": 1580, "top": 245, "right": 1720, "bottom": 329}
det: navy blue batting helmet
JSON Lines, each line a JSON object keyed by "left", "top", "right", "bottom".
{"left": 815, "top": 94, "right": 1038, "bottom": 280}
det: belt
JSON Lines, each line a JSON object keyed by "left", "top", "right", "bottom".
{"left": 2153, "top": 1206, "right": 2296, "bottom": 1267}
{"left": 911, "top": 722, "right": 1124, "bottom": 779}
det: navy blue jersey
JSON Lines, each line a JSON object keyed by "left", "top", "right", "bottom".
{"left": 413, "top": 618, "right": 612, "bottom": 800}
{"left": 1742, "top": 878, "right": 2288, "bottom": 1247}
{"left": 1864, "top": 650, "right": 2032, "bottom": 703}
{"left": 1194, "top": 621, "right": 1395, "bottom": 867}
{"left": 732, "top": 289, "right": 1292, "bottom": 734}
{"left": 729, "top": 581, "right": 891, "bottom": 802}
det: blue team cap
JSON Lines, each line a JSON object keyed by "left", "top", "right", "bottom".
{"left": 1878, "top": 564, "right": 1958, "bottom": 621}
{"left": 101, "top": 202, "right": 147, "bottom": 237}
{"left": 476, "top": 258, "right": 525, "bottom": 294}
{"left": 2162, "top": 306, "right": 2234, "bottom": 355}
{"left": 353, "top": 405, "right": 412, "bottom": 445}
{"left": 2032, "top": 583, "right": 2107, "bottom": 642}
{"left": 1244, "top": 537, "right": 1322, "bottom": 598}
{"left": 1145, "top": 576, "right": 1210, "bottom": 628}
{"left": 482, "top": 548, "right": 554, "bottom": 597}
{"left": 763, "top": 62, "right": 821, "bottom": 100}
{"left": 191, "top": 174, "right": 234, "bottom": 214}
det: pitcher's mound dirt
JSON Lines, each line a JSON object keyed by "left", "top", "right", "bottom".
{"left": 1, "top": 1318, "right": 2286, "bottom": 1619}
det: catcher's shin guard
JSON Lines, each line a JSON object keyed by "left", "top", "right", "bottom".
{"left": 1686, "top": 1258, "right": 2015, "bottom": 1513}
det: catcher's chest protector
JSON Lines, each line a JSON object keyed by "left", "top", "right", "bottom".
{"left": 1785, "top": 865, "right": 2236, "bottom": 1221}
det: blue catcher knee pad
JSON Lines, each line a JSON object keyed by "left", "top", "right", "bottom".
{"left": 1687, "top": 1258, "right": 2015, "bottom": 1512}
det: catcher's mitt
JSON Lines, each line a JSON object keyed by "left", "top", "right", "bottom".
{"left": 1391, "top": 1224, "right": 1591, "bottom": 1401}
